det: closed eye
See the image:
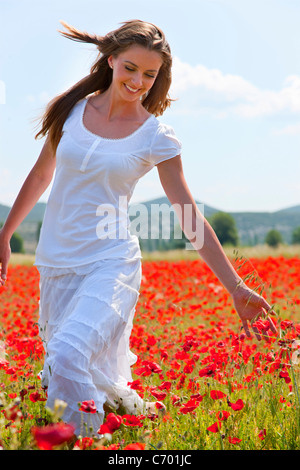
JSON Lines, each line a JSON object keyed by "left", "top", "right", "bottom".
{"left": 124, "top": 65, "right": 156, "bottom": 79}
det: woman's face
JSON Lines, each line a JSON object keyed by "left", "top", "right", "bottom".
{"left": 108, "top": 45, "right": 163, "bottom": 104}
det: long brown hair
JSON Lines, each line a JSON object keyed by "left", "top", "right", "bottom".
{"left": 35, "top": 20, "right": 173, "bottom": 153}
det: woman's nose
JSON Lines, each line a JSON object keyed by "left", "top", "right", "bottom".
{"left": 132, "top": 73, "right": 143, "bottom": 87}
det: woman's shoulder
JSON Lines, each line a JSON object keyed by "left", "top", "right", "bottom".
{"left": 147, "top": 117, "right": 182, "bottom": 165}
{"left": 149, "top": 116, "right": 180, "bottom": 143}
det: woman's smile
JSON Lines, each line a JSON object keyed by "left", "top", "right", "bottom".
{"left": 124, "top": 83, "right": 141, "bottom": 94}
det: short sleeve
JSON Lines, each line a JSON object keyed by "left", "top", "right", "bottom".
{"left": 149, "top": 123, "right": 182, "bottom": 166}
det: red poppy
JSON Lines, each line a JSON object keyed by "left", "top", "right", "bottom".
{"left": 98, "top": 443, "right": 121, "bottom": 450}
{"left": 171, "top": 395, "right": 181, "bottom": 406}
{"left": 122, "top": 414, "right": 144, "bottom": 427}
{"left": 155, "top": 401, "right": 166, "bottom": 411}
{"left": 74, "top": 437, "right": 94, "bottom": 450}
{"left": 127, "top": 379, "right": 144, "bottom": 395}
{"left": 123, "top": 442, "right": 146, "bottom": 450}
{"left": 179, "top": 398, "right": 200, "bottom": 414}
{"left": 98, "top": 413, "right": 123, "bottom": 435}
{"left": 134, "top": 360, "right": 162, "bottom": 377}
{"left": 279, "top": 370, "right": 291, "bottom": 384}
{"left": 79, "top": 399, "right": 97, "bottom": 414}
{"left": 216, "top": 410, "right": 230, "bottom": 421}
{"left": 228, "top": 436, "right": 242, "bottom": 444}
{"left": 280, "top": 320, "right": 294, "bottom": 330}
{"left": 31, "top": 422, "right": 75, "bottom": 450}
{"left": 29, "top": 391, "right": 46, "bottom": 403}
{"left": 160, "top": 349, "right": 169, "bottom": 361}
{"left": 150, "top": 387, "right": 167, "bottom": 401}
{"left": 190, "top": 393, "right": 204, "bottom": 402}
{"left": 210, "top": 390, "right": 226, "bottom": 400}
{"left": 227, "top": 398, "right": 244, "bottom": 411}
{"left": 207, "top": 421, "right": 221, "bottom": 433}
{"left": 258, "top": 429, "right": 266, "bottom": 440}
{"left": 3, "top": 404, "right": 23, "bottom": 421}
{"left": 198, "top": 364, "right": 216, "bottom": 378}
{"left": 158, "top": 381, "right": 172, "bottom": 391}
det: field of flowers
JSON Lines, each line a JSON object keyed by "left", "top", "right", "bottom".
{"left": 0, "top": 252, "right": 300, "bottom": 450}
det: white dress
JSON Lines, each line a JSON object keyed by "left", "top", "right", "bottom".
{"left": 35, "top": 97, "right": 182, "bottom": 436}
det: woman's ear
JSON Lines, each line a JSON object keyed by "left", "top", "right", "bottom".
{"left": 107, "top": 56, "right": 113, "bottom": 69}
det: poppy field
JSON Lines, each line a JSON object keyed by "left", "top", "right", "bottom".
{"left": 0, "top": 252, "right": 300, "bottom": 450}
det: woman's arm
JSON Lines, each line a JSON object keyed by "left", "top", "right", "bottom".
{"left": 157, "top": 155, "right": 277, "bottom": 340}
{"left": 0, "top": 138, "right": 56, "bottom": 285}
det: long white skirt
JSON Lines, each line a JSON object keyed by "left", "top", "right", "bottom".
{"left": 37, "top": 258, "right": 144, "bottom": 436}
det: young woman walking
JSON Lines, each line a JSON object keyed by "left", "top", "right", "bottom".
{"left": 0, "top": 20, "right": 276, "bottom": 436}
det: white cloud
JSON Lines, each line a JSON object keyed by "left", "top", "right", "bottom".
{"left": 273, "top": 122, "right": 300, "bottom": 136}
{"left": 171, "top": 57, "right": 300, "bottom": 119}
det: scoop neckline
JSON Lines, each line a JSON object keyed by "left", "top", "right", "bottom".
{"left": 80, "top": 97, "right": 154, "bottom": 141}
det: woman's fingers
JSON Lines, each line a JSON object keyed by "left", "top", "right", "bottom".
{"left": 259, "top": 298, "right": 278, "bottom": 334}
{"left": 0, "top": 256, "right": 9, "bottom": 285}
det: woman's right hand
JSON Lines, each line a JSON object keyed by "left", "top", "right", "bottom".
{"left": 0, "top": 229, "right": 11, "bottom": 286}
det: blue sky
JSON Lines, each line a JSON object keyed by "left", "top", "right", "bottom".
{"left": 1, "top": 0, "right": 300, "bottom": 212}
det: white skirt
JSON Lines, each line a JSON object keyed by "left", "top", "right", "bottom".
{"left": 37, "top": 258, "right": 144, "bottom": 436}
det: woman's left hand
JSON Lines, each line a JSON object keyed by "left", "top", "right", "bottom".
{"left": 231, "top": 283, "right": 277, "bottom": 341}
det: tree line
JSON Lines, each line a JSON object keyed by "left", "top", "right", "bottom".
{"left": 2, "top": 213, "right": 300, "bottom": 253}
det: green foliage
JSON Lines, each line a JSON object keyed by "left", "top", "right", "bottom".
{"left": 0, "top": 222, "right": 24, "bottom": 253}
{"left": 209, "top": 211, "right": 239, "bottom": 246}
{"left": 36, "top": 221, "right": 42, "bottom": 242}
{"left": 265, "top": 229, "right": 283, "bottom": 248}
{"left": 10, "top": 232, "right": 25, "bottom": 254}
{"left": 292, "top": 226, "right": 300, "bottom": 244}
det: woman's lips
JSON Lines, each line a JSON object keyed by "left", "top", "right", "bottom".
{"left": 124, "top": 83, "right": 141, "bottom": 94}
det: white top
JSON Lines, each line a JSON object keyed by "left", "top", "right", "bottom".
{"left": 35, "top": 97, "right": 182, "bottom": 269}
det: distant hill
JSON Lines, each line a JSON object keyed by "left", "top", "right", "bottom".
{"left": 0, "top": 202, "right": 47, "bottom": 253}
{"left": 0, "top": 199, "right": 299, "bottom": 253}
{"left": 129, "top": 198, "right": 300, "bottom": 249}
{"left": 0, "top": 201, "right": 47, "bottom": 224}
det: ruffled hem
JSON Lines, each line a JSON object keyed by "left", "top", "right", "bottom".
{"left": 36, "top": 256, "right": 142, "bottom": 278}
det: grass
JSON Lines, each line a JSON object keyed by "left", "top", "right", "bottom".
{"left": 1, "top": 247, "right": 300, "bottom": 450}
{"left": 10, "top": 243, "right": 300, "bottom": 266}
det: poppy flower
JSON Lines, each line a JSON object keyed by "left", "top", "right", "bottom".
{"left": 227, "top": 398, "right": 244, "bottom": 411}
{"left": 279, "top": 370, "right": 291, "bottom": 384}
{"left": 122, "top": 414, "right": 144, "bottom": 427}
{"left": 73, "top": 437, "right": 95, "bottom": 450}
{"left": 134, "top": 360, "right": 162, "bottom": 377}
{"left": 179, "top": 398, "right": 200, "bottom": 414}
{"left": 127, "top": 379, "right": 144, "bottom": 395}
{"left": 98, "top": 443, "right": 121, "bottom": 450}
{"left": 190, "top": 393, "right": 204, "bottom": 402}
{"left": 171, "top": 395, "right": 181, "bottom": 406}
{"left": 228, "top": 436, "right": 242, "bottom": 444}
{"left": 158, "top": 381, "right": 172, "bottom": 391}
{"left": 123, "top": 442, "right": 146, "bottom": 450}
{"left": 29, "top": 391, "right": 46, "bottom": 403}
{"left": 210, "top": 390, "right": 226, "bottom": 400}
{"left": 258, "top": 429, "right": 266, "bottom": 440}
{"left": 3, "top": 404, "right": 23, "bottom": 421}
{"left": 216, "top": 410, "right": 230, "bottom": 421}
{"left": 150, "top": 387, "right": 167, "bottom": 401}
{"left": 207, "top": 421, "right": 221, "bottom": 433}
{"left": 31, "top": 422, "right": 75, "bottom": 450}
{"left": 79, "top": 399, "right": 97, "bottom": 414}
{"left": 198, "top": 364, "right": 216, "bottom": 378}
{"left": 98, "top": 413, "right": 123, "bottom": 435}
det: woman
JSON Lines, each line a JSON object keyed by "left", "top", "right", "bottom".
{"left": 0, "top": 20, "right": 276, "bottom": 436}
